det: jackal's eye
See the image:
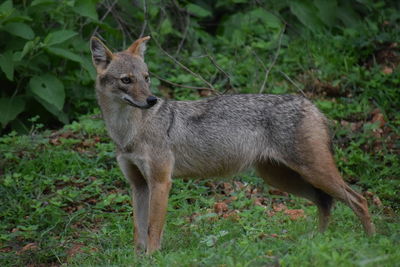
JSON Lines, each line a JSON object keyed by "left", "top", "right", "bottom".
{"left": 144, "top": 75, "right": 150, "bottom": 83}
{"left": 121, "top": 77, "right": 132, "bottom": 84}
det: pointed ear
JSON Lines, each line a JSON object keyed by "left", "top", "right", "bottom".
{"left": 90, "top": 37, "right": 113, "bottom": 72}
{"left": 126, "top": 36, "right": 150, "bottom": 58}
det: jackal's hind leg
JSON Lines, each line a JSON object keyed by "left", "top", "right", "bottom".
{"left": 291, "top": 111, "right": 375, "bottom": 235}
{"left": 288, "top": 157, "right": 375, "bottom": 235}
{"left": 314, "top": 189, "right": 334, "bottom": 232}
{"left": 256, "top": 161, "right": 333, "bottom": 232}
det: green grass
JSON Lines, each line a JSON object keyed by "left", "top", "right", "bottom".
{"left": 0, "top": 113, "right": 399, "bottom": 266}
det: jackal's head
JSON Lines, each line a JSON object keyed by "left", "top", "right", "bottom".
{"left": 90, "top": 36, "right": 157, "bottom": 109}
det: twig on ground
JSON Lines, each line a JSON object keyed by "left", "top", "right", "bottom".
{"left": 259, "top": 24, "right": 286, "bottom": 94}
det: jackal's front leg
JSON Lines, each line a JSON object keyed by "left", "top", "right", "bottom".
{"left": 146, "top": 164, "right": 172, "bottom": 254}
{"left": 117, "top": 157, "right": 149, "bottom": 253}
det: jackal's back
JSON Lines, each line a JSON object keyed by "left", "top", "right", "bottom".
{"left": 161, "top": 94, "right": 328, "bottom": 178}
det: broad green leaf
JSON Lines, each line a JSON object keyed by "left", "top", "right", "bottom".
{"left": 0, "top": 51, "right": 14, "bottom": 80}
{"left": 314, "top": 0, "right": 337, "bottom": 27}
{"left": 95, "top": 21, "right": 121, "bottom": 37}
{"left": 29, "top": 74, "right": 65, "bottom": 111}
{"left": 148, "top": 5, "right": 159, "bottom": 18}
{"left": 81, "top": 56, "right": 96, "bottom": 80}
{"left": 0, "top": 97, "right": 25, "bottom": 128}
{"left": 186, "top": 4, "right": 211, "bottom": 17}
{"left": 33, "top": 96, "right": 69, "bottom": 123}
{"left": 19, "top": 40, "right": 36, "bottom": 60}
{"left": 290, "top": 0, "right": 324, "bottom": 33}
{"left": 2, "top": 14, "right": 32, "bottom": 24}
{"left": 73, "top": 0, "right": 98, "bottom": 21}
{"left": 160, "top": 18, "right": 173, "bottom": 35}
{"left": 0, "top": 0, "right": 13, "bottom": 16}
{"left": 337, "top": 2, "right": 361, "bottom": 28}
{"left": 248, "top": 8, "right": 282, "bottom": 29}
{"left": 44, "top": 30, "right": 78, "bottom": 46}
{"left": 316, "top": 100, "right": 334, "bottom": 112}
{"left": 2, "top": 22, "right": 34, "bottom": 39}
{"left": 45, "top": 47, "right": 96, "bottom": 79}
{"left": 31, "top": 0, "right": 55, "bottom": 6}
{"left": 46, "top": 47, "right": 82, "bottom": 62}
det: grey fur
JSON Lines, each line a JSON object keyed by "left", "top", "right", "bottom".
{"left": 151, "top": 94, "right": 311, "bottom": 178}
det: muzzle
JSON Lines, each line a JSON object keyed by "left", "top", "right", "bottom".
{"left": 123, "top": 95, "right": 158, "bottom": 109}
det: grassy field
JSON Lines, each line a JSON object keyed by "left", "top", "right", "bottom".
{"left": 0, "top": 112, "right": 399, "bottom": 266}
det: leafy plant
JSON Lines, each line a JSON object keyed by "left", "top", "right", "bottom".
{"left": 0, "top": 0, "right": 98, "bottom": 132}
{"left": 1, "top": 0, "right": 398, "bottom": 134}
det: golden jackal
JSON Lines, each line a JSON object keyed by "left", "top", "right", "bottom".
{"left": 90, "top": 36, "right": 375, "bottom": 254}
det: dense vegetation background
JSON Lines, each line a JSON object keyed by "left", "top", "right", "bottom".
{"left": 0, "top": 0, "right": 399, "bottom": 266}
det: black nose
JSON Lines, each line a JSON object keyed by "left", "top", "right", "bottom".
{"left": 146, "top": 96, "right": 158, "bottom": 106}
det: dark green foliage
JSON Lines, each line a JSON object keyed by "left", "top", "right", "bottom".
{"left": 1, "top": 0, "right": 399, "bottom": 133}
{"left": 0, "top": 0, "right": 98, "bottom": 131}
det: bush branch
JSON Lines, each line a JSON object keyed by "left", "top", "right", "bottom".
{"left": 259, "top": 24, "right": 286, "bottom": 94}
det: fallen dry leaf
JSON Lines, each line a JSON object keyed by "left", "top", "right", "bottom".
{"left": 234, "top": 181, "right": 245, "bottom": 190}
{"left": 187, "top": 212, "right": 200, "bottom": 223}
{"left": 371, "top": 109, "right": 386, "bottom": 128}
{"left": 254, "top": 197, "right": 264, "bottom": 207}
{"left": 268, "top": 189, "right": 288, "bottom": 197}
{"left": 272, "top": 203, "right": 287, "bottom": 212}
{"left": 284, "top": 209, "right": 305, "bottom": 220}
{"left": 222, "top": 196, "right": 234, "bottom": 205}
{"left": 222, "top": 210, "right": 240, "bottom": 221}
{"left": 259, "top": 233, "right": 279, "bottom": 239}
{"left": 221, "top": 182, "right": 234, "bottom": 195}
{"left": 373, "top": 196, "right": 383, "bottom": 208}
{"left": 49, "top": 138, "right": 61, "bottom": 146}
{"left": 214, "top": 202, "right": 228, "bottom": 214}
{"left": 198, "top": 89, "right": 213, "bottom": 97}
{"left": 258, "top": 233, "right": 268, "bottom": 239}
{"left": 305, "top": 201, "right": 315, "bottom": 206}
{"left": 60, "top": 131, "right": 74, "bottom": 139}
{"left": 81, "top": 140, "right": 94, "bottom": 147}
{"left": 0, "top": 247, "right": 12, "bottom": 253}
{"left": 266, "top": 210, "right": 276, "bottom": 217}
{"left": 67, "top": 243, "right": 85, "bottom": 259}
{"left": 17, "top": 243, "right": 38, "bottom": 254}
{"left": 251, "top": 188, "right": 259, "bottom": 195}
{"left": 383, "top": 206, "right": 396, "bottom": 217}
{"left": 382, "top": 66, "right": 393, "bottom": 74}
{"left": 364, "top": 191, "right": 374, "bottom": 199}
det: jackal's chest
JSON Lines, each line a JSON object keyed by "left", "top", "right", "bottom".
{"left": 103, "top": 113, "right": 136, "bottom": 149}
{"left": 107, "top": 129, "right": 134, "bottom": 150}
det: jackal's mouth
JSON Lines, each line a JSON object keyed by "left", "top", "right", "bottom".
{"left": 122, "top": 95, "right": 157, "bottom": 109}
